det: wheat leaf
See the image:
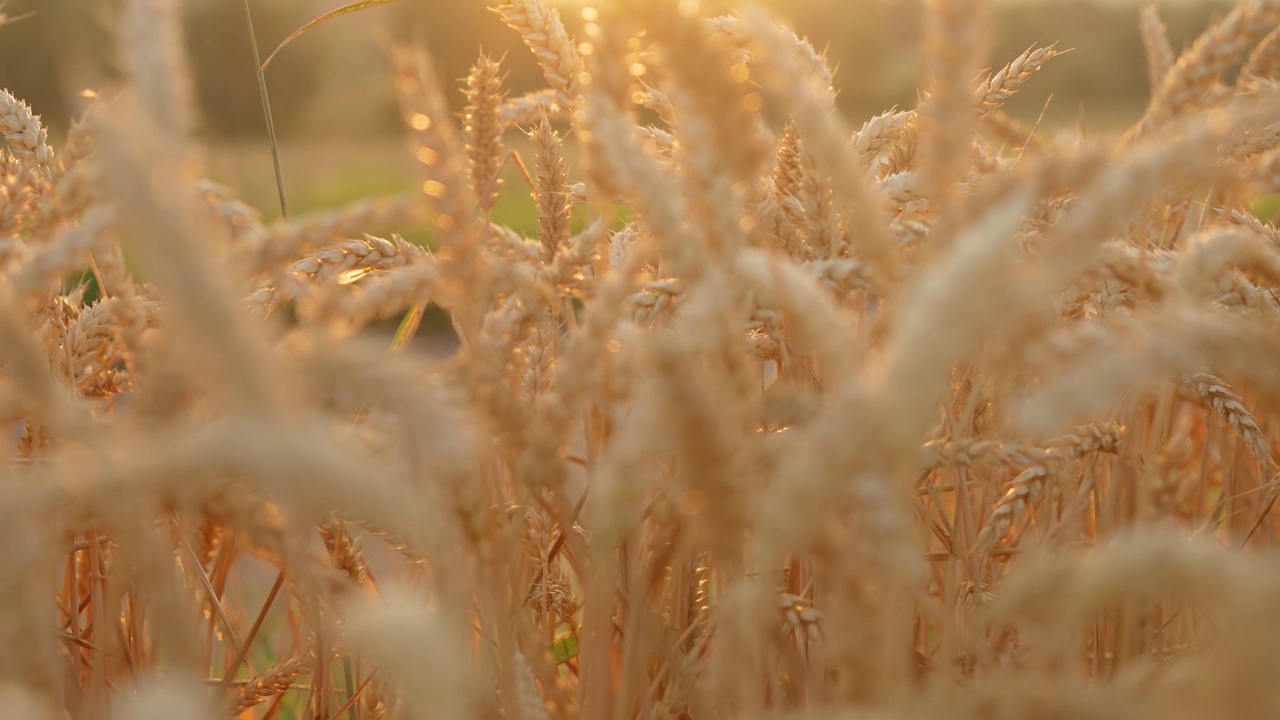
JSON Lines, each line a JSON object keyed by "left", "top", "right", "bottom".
{"left": 260, "top": 0, "right": 399, "bottom": 72}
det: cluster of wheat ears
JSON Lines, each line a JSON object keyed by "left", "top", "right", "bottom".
{"left": 9, "top": 0, "right": 1280, "bottom": 717}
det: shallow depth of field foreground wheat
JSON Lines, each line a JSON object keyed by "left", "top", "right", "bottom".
{"left": 15, "top": 0, "right": 1280, "bottom": 717}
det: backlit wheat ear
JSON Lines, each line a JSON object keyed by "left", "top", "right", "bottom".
{"left": 976, "top": 44, "right": 1062, "bottom": 115}
{"left": 464, "top": 52, "right": 507, "bottom": 214}
{"left": 1141, "top": 0, "right": 1280, "bottom": 131}
{"left": 741, "top": 9, "right": 897, "bottom": 275}
{"left": 492, "top": 0, "right": 583, "bottom": 113}
{"left": 0, "top": 91, "right": 52, "bottom": 168}
{"left": 1182, "top": 371, "right": 1274, "bottom": 471}
{"left": 226, "top": 656, "right": 311, "bottom": 715}
{"left": 852, "top": 109, "right": 911, "bottom": 178}
{"left": 318, "top": 519, "right": 368, "bottom": 585}
{"left": 531, "top": 117, "right": 570, "bottom": 264}
{"left": 774, "top": 123, "right": 837, "bottom": 260}
{"left": 976, "top": 422, "right": 1123, "bottom": 551}
{"left": 248, "top": 234, "right": 428, "bottom": 313}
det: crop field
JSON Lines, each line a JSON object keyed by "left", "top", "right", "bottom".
{"left": 6, "top": 0, "right": 1280, "bottom": 718}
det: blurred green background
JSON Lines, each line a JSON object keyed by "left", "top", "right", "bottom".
{"left": 0, "top": 0, "right": 1239, "bottom": 218}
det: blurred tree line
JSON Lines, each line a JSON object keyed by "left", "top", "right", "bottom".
{"left": 0, "top": 0, "right": 1239, "bottom": 141}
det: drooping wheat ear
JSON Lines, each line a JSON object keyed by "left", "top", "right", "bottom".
{"left": 876, "top": 170, "right": 927, "bottom": 210}
{"left": 975, "top": 43, "right": 1061, "bottom": 115}
{"left": 226, "top": 655, "right": 312, "bottom": 715}
{"left": 318, "top": 519, "right": 368, "bottom": 585}
{"left": 634, "top": 83, "right": 675, "bottom": 126}
{"left": 976, "top": 422, "right": 1124, "bottom": 551}
{"left": 1213, "top": 267, "right": 1280, "bottom": 317}
{"left": 502, "top": 89, "right": 562, "bottom": 127}
{"left": 628, "top": 278, "right": 686, "bottom": 323}
{"left": 464, "top": 53, "right": 507, "bottom": 214}
{"left": 1224, "top": 121, "right": 1280, "bottom": 159}
{"left": 196, "top": 179, "right": 264, "bottom": 247}
{"left": 262, "top": 233, "right": 429, "bottom": 311}
{"left": 486, "top": 221, "right": 540, "bottom": 262}
{"left": 492, "top": 0, "right": 583, "bottom": 113}
{"left": 351, "top": 519, "right": 426, "bottom": 564}
{"left": 869, "top": 43, "right": 1050, "bottom": 181}
{"left": 0, "top": 90, "right": 52, "bottom": 168}
{"left": 250, "top": 194, "right": 425, "bottom": 274}
{"left": 1182, "top": 371, "right": 1274, "bottom": 470}
{"left": 531, "top": 116, "right": 570, "bottom": 264}
{"left": 1140, "top": 4, "right": 1175, "bottom": 93}
{"left": 922, "top": 436, "right": 1047, "bottom": 471}
{"left": 1173, "top": 228, "right": 1280, "bottom": 304}
{"left": 852, "top": 109, "right": 910, "bottom": 177}
{"left": 1144, "top": 1, "right": 1280, "bottom": 129}
{"left": 633, "top": 125, "right": 674, "bottom": 162}
{"left": 1216, "top": 206, "right": 1280, "bottom": 246}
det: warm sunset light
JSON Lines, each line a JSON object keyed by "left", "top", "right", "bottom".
{"left": 2, "top": 0, "right": 1278, "bottom": 718}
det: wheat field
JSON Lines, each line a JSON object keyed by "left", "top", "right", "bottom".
{"left": 6, "top": 0, "right": 1280, "bottom": 718}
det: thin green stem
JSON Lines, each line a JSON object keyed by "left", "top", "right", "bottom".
{"left": 242, "top": 0, "right": 289, "bottom": 219}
